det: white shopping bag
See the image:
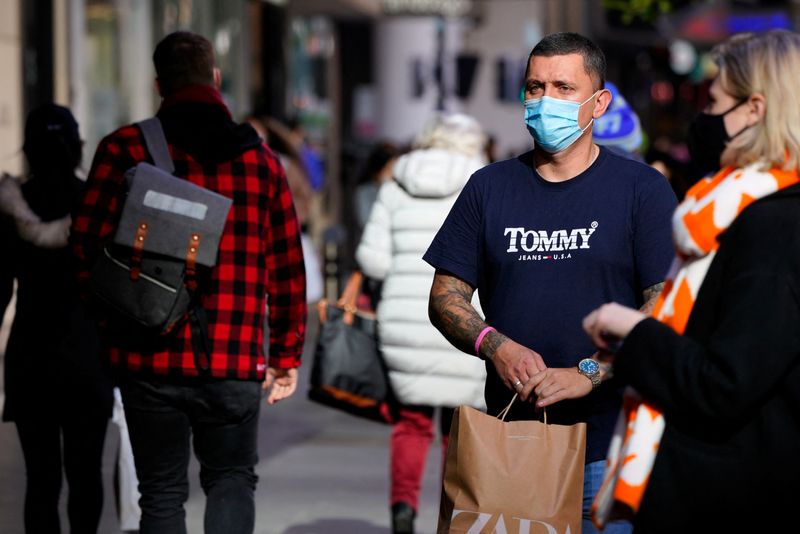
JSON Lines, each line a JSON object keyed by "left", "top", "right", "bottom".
{"left": 112, "top": 387, "right": 142, "bottom": 532}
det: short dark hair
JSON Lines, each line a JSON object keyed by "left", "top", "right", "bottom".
{"left": 528, "top": 32, "right": 606, "bottom": 90}
{"left": 153, "top": 32, "right": 215, "bottom": 95}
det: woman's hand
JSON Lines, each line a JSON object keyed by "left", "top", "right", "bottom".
{"left": 583, "top": 302, "right": 646, "bottom": 352}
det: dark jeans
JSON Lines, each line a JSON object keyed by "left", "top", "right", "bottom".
{"left": 15, "top": 413, "right": 108, "bottom": 534}
{"left": 120, "top": 377, "right": 262, "bottom": 534}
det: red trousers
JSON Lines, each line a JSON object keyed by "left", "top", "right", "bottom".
{"left": 390, "top": 404, "right": 454, "bottom": 511}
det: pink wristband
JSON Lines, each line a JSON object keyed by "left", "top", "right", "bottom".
{"left": 474, "top": 326, "right": 496, "bottom": 358}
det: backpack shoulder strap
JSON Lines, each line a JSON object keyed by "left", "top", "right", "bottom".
{"left": 137, "top": 118, "right": 175, "bottom": 174}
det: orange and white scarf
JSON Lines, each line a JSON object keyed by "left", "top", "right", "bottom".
{"left": 592, "top": 161, "right": 800, "bottom": 528}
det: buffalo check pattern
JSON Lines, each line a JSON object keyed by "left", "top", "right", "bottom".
{"left": 71, "top": 121, "right": 307, "bottom": 381}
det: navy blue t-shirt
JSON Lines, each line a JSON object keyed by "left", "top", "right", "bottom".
{"left": 423, "top": 147, "right": 677, "bottom": 461}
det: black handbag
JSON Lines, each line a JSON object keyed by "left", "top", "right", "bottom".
{"left": 88, "top": 118, "right": 232, "bottom": 341}
{"left": 308, "top": 272, "right": 396, "bottom": 424}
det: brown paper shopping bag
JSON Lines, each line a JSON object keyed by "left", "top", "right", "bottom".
{"left": 438, "top": 395, "right": 586, "bottom": 534}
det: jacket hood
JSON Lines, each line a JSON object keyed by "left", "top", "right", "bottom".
{"left": 392, "top": 148, "right": 486, "bottom": 198}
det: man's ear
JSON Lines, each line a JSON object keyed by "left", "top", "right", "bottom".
{"left": 213, "top": 68, "right": 221, "bottom": 90}
{"left": 592, "top": 88, "right": 612, "bottom": 118}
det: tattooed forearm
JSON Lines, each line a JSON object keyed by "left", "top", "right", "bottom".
{"left": 481, "top": 329, "right": 509, "bottom": 360}
{"left": 429, "top": 270, "right": 492, "bottom": 356}
{"left": 640, "top": 281, "right": 665, "bottom": 315}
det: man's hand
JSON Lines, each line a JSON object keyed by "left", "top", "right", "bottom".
{"left": 491, "top": 337, "right": 547, "bottom": 394}
{"left": 262, "top": 368, "right": 298, "bottom": 405}
{"left": 427, "top": 270, "right": 547, "bottom": 396}
{"left": 521, "top": 367, "right": 592, "bottom": 407}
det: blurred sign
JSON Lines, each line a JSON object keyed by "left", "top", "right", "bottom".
{"left": 352, "top": 85, "right": 377, "bottom": 138}
{"left": 676, "top": 5, "right": 793, "bottom": 43}
{"left": 382, "top": 0, "right": 474, "bottom": 17}
{"left": 726, "top": 12, "right": 791, "bottom": 33}
{"left": 289, "top": 0, "right": 382, "bottom": 17}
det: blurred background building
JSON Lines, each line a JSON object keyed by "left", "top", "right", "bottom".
{"left": 1, "top": 0, "right": 798, "bottom": 294}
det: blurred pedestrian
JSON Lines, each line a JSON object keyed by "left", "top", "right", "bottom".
{"left": 424, "top": 32, "right": 677, "bottom": 534}
{"left": 247, "top": 116, "right": 313, "bottom": 231}
{"left": 248, "top": 115, "right": 323, "bottom": 303}
{"left": 354, "top": 141, "right": 399, "bottom": 233}
{"left": 276, "top": 116, "right": 328, "bottom": 302}
{"left": 582, "top": 29, "right": 800, "bottom": 533}
{"left": 645, "top": 136, "right": 691, "bottom": 200}
{"left": 356, "top": 113, "right": 488, "bottom": 534}
{"left": 70, "top": 32, "right": 307, "bottom": 534}
{"left": 0, "top": 103, "right": 113, "bottom": 534}
{"left": 353, "top": 141, "right": 400, "bottom": 310}
{"left": 287, "top": 116, "right": 325, "bottom": 192}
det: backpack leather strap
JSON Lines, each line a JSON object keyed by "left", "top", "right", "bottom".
{"left": 135, "top": 118, "right": 211, "bottom": 374}
{"left": 130, "top": 222, "right": 149, "bottom": 280}
{"left": 185, "top": 233, "right": 200, "bottom": 291}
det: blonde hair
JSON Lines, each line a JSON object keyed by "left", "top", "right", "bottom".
{"left": 715, "top": 30, "right": 800, "bottom": 171}
{"left": 413, "top": 113, "right": 487, "bottom": 158}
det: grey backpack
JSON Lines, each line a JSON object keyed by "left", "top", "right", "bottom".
{"left": 88, "top": 118, "right": 232, "bottom": 364}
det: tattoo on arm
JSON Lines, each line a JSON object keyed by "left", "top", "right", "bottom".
{"left": 482, "top": 329, "right": 509, "bottom": 360}
{"left": 429, "top": 270, "right": 505, "bottom": 357}
{"left": 640, "top": 281, "right": 665, "bottom": 315}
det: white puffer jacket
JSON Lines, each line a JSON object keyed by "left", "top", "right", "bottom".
{"left": 356, "top": 148, "right": 487, "bottom": 409}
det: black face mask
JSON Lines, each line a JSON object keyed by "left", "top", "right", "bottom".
{"left": 686, "top": 100, "right": 748, "bottom": 183}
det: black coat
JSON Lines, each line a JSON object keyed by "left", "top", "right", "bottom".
{"left": 0, "top": 177, "right": 112, "bottom": 422}
{"left": 616, "top": 182, "right": 800, "bottom": 532}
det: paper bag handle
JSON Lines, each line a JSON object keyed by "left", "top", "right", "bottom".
{"left": 497, "top": 393, "right": 547, "bottom": 424}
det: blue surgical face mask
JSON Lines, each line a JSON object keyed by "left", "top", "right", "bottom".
{"left": 524, "top": 91, "right": 598, "bottom": 153}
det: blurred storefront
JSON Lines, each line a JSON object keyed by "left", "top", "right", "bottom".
{"left": 8, "top": 0, "right": 800, "bottom": 292}
{"left": 5, "top": 0, "right": 589, "bottom": 224}
{"left": 53, "top": 0, "right": 251, "bottom": 169}
{"left": 280, "top": 0, "right": 593, "bottom": 284}
{"left": 0, "top": 1, "right": 23, "bottom": 176}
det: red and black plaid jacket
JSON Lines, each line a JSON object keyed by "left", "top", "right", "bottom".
{"left": 71, "top": 86, "right": 306, "bottom": 380}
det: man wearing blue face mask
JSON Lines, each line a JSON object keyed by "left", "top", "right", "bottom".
{"left": 424, "top": 32, "right": 677, "bottom": 534}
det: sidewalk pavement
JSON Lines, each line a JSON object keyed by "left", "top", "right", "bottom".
{"left": 0, "top": 310, "right": 445, "bottom": 534}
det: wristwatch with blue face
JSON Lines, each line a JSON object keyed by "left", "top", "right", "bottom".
{"left": 578, "top": 358, "right": 601, "bottom": 389}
